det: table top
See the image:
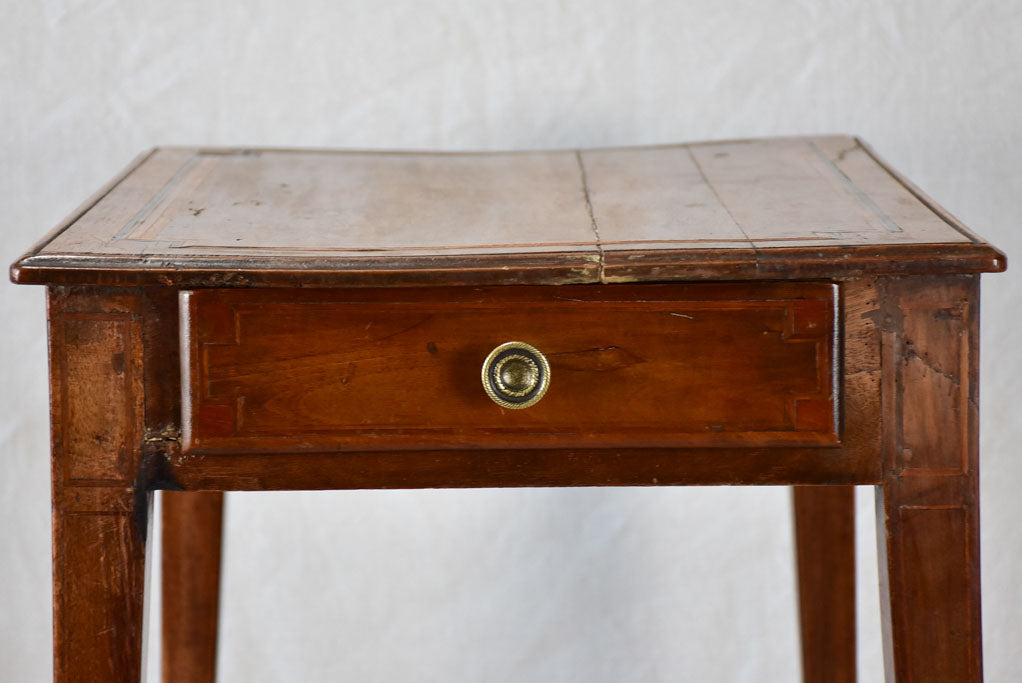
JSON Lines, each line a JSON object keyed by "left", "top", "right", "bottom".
{"left": 11, "top": 135, "right": 1005, "bottom": 287}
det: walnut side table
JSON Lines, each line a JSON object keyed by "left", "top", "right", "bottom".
{"left": 11, "top": 136, "right": 1006, "bottom": 682}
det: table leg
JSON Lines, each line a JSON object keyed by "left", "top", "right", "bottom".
{"left": 162, "top": 491, "right": 224, "bottom": 682}
{"left": 52, "top": 492, "right": 150, "bottom": 681}
{"left": 876, "top": 275, "right": 983, "bottom": 682}
{"left": 793, "top": 485, "right": 856, "bottom": 683}
{"left": 47, "top": 288, "right": 150, "bottom": 681}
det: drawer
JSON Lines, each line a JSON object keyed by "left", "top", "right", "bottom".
{"left": 181, "top": 283, "right": 837, "bottom": 454}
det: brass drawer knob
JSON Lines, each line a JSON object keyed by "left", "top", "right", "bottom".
{"left": 481, "top": 341, "right": 550, "bottom": 409}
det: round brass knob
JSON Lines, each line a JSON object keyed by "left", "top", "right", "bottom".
{"left": 481, "top": 341, "right": 550, "bottom": 409}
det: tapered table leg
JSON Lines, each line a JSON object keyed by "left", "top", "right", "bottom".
{"left": 162, "top": 491, "right": 224, "bottom": 682}
{"left": 793, "top": 485, "right": 856, "bottom": 683}
{"left": 48, "top": 288, "right": 151, "bottom": 681}
{"left": 876, "top": 275, "right": 983, "bottom": 682}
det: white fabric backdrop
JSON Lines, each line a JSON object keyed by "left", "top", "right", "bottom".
{"left": 3, "top": 1, "right": 1019, "bottom": 680}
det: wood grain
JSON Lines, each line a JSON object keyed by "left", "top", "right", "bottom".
{"left": 10, "top": 137, "right": 1005, "bottom": 288}
{"left": 47, "top": 288, "right": 150, "bottom": 682}
{"left": 793, "top": 485, "right": 856, "bottom": 683}
{"left": 162, "top": 491, "right": 223, "bottom": 683}
{"left": 61, "top": 315, "right": 138, "bottom": 481}
{"left": 12, "top": 138, "right": 1003, "bottom": 682}
{"left": 110, "top": 149, "right": 595, "bottom": 255}
{"left": 181, "top": 283, "right": 837, "bottom": 454}
{"left": 165, "top": 444, "right": 881, "bottom": 492}
{"left": 876, "top": 275, "right": 982, "bottom": 682}
{"left": 160, "top": 278, "right": 882, "bottom": 489}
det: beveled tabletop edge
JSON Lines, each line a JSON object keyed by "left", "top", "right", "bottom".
{"left": 10, "top": 137, "right": 1008, "bottom": 288}
{"left": 10, "top": 242, "right": 1005, "bottom": 288}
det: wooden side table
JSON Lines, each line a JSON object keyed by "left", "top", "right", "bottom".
{"left": 11, "top": 136, "right": 1005, "bottom": 682}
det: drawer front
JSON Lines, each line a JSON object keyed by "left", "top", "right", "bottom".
{"left": 181, "top": 283, "right": 837, "bottom": 454}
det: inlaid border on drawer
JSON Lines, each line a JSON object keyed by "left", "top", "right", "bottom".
{"left": 181, "top": 283, "right": 838, "bottom": 454}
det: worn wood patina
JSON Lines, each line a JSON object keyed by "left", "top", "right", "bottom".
{"left": 11, "top": 136, "right": 1005, "bottom": 682}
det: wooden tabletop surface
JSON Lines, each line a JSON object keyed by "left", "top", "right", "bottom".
{"left": 11, "top": 135, "right": 1005, "bottom": 287}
